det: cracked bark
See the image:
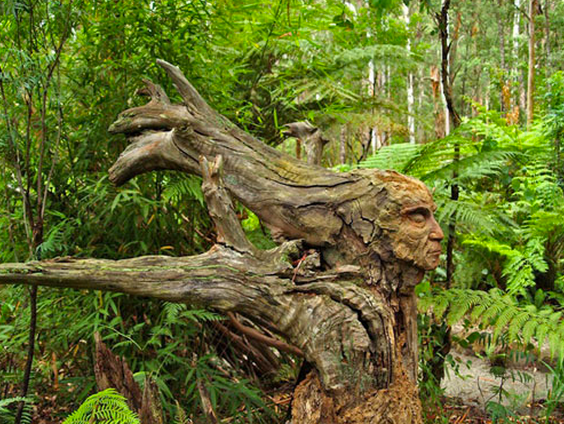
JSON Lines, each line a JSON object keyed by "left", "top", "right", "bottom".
{"left": 0, "top": 60, "right": 447, "bottom": 423}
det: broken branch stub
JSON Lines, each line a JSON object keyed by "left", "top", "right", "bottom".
{"left": 283, "top": 121, "right": 330, "bottom": 166}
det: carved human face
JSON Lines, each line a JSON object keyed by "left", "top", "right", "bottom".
{"left": 391, "top": 189, "right": 444, "bottom": 271}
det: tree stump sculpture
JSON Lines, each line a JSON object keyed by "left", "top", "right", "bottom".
{"left": 0, "top": 60, "right": 444, "bottom": 423}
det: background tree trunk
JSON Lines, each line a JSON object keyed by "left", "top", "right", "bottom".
{"left": 527, "top": 0, "right": 538, "bottom": 127}
{"left": 403, "top": 4, "right": 416, "bottom": 145}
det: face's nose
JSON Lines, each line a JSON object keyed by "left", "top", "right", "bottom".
{"left": 429, "top": 215, "right": 444, "bottom": 241}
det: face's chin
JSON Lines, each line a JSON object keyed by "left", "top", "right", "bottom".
{"left": 416, "top": 240, "right": 442, "bottom": 270}
{"left": 421, "top": 250, "right": 442, "bottom": 270}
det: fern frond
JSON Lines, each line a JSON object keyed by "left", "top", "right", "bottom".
{"left": 62, "top": 388, "right": 140, "bottom": 424}
{"left": 164, "top": 302, "right": 186, "bottom": 326}
{"left": 493, "top": 305, "right": 518, "bottom": 341}
{"left": 181, "top": 308, "right": 223, "bottom": 323}
{"left": 436, "top": 199, "right": 498, "bottom": 234}
{"left": 162, "top": 176, "right": 204, "bottom": 206}
{"left": 174, "top": 400, "right": 191, "bottom": 424}
{"left": 359, "top": 143, "right": 421, "bottom": 172}
{"left": 508, "top": 311, "right": 530, "bottom": 342}
{"left": 0, "top": 397, "right": 26, "bottom": 409}
{"left": 421, "top": 288, "right": 564, "bottom": 358}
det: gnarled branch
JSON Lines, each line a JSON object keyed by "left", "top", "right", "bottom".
{"left": 0, "top": 154, "right": 395, "bottom": 393}
{"left": 0, "top": 251, "right": 390, "bottom": 391}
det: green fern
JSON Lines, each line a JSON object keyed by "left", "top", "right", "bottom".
{"left": 62, "top": 388, "right": 139, "bottom": 424}
{"left": 359, "top": 143, "right": 421, "bottom": 172}
{"left": 163, "top": 303, "right": 223, "bottom": 326}
{"left": 420, "top": 288, "right": 564, "bottom": 357}
{"left": 162, "top": 176, "right": 205, "bottom": 206}
{"left": 173, "top": 400, "right": 192, "bottom": 424}
{"left": 463, "top": 235, "right": 549, "bottom": 295}
{"left": 0, "top": 396, "right": 32, "bottom": 424}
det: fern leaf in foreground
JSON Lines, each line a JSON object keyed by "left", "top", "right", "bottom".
{"left": 62, "top": 388, "right": 139, "bottom": 424}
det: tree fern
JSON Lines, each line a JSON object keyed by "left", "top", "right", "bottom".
{"left": 358, "top": 143, "right": 420, "bottom": 171}
{"left": 0, "top": 397, "right": 26, "bottom": 410}
{"left": 435, "top": 198, "right": 499, "bottom": 235}
{"left": 463, "top": 235, "right": 548, "bottom": 295}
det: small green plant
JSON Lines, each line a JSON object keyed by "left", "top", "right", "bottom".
{"left": 418, "top": 312, "right": 448, "bottom": 424}
{"left": 0, "top": 397, "right": 32, "bottom": 424}
{"left": 62, "top": 388, "right": 139, "bottom": 424}
{"left": 544, "top": 358, "right": 564, "bottom": 422}
{"left": 173, "top": 400, "right": 192, "bottom": 424}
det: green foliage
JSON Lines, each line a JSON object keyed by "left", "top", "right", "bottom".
{"left": 360, "top": 108, "right": 564, "bottom": 378}
{"left": 172, "top": 401, "right": 190, "bottom": 424}
{"left": 0, "top": 397, "right": 32, "bottom": 424}
{"left": 241, "top": 209, "right": 277, "bottom": 250}
{"left": 182, "top": 353, "right": 275, "bottom": 424}
{"left": 3, "top": 0, "right": 564, "bottom": 422}
{"left": 544, "top": 358, "right": 564, "bottom": 420}
{"left": 62, "top": 389, "right": 140, "bottom": 424}
{"left": 419, "top": 287, "right": 564, "bottom": 358}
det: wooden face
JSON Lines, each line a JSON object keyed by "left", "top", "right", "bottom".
{"left": 390, "top": 188, "right": 444, "bottom": 271}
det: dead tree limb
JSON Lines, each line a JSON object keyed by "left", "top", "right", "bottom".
{"left": 283, "top": 121, "right": 330, "bottom": 166}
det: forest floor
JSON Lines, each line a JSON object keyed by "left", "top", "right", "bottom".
{"left": 444, "top": 351, "right": 550, "bottom": 408}
{"left": 22, "top": 342, "right": 564, "bottom": 423}
{"left": 436, "top": 349, "right": 564, "bottom": 423}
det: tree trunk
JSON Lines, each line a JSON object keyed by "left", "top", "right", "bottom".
{"left": 94, "top": 333, "right": 165, "bottom": 424}
{"left": 430, "top": 66, "right": 445, "bottom": 139}
{"left": 339, "top": 126, "right": 347, "bottom": 165}
{"left": 430, "top": 0, "right": 459, "bottom": 387}
{"left": 514, "top": 0, "right": 527, "bottom": 120}
{"left": 527, "top": 0, "right": 537, "bottom": 127}
{"left": 283, "top": 121, "right": 329, "bottom": 166}
{"left": 403, "top": 4, "right": 416, "bottom": 145}
{"left": 543, "top": 0, "right": 551, "bottom": 73}
{"left": 498, "top": 0, "right": 507, "bottom": 73}
{"left": 0, "top": 60, "right": 446, "bottom": 423}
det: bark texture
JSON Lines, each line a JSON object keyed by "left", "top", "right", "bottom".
{"left": 94, "top": 333, "right": 164, "bottom": 424}
{"left": 283, "top": 121, "right": 329, "bottom": 166}
{"left": 0, "top": 60, "right": 447, "bottom": 423}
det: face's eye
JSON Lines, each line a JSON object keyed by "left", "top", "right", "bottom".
{"left": 409, "top": 212, "right": 426, "bottom": 224}
{"left": 407, "top": 207, "right": 430, "bottom": 225}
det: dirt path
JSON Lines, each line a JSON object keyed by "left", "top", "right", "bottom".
{"left": 443, "top": 352, "right": 553, "bottom": 411}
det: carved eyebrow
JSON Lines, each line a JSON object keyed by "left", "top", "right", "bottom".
{"left": 401, "top": 205, "right": 430, "bottom": 215}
